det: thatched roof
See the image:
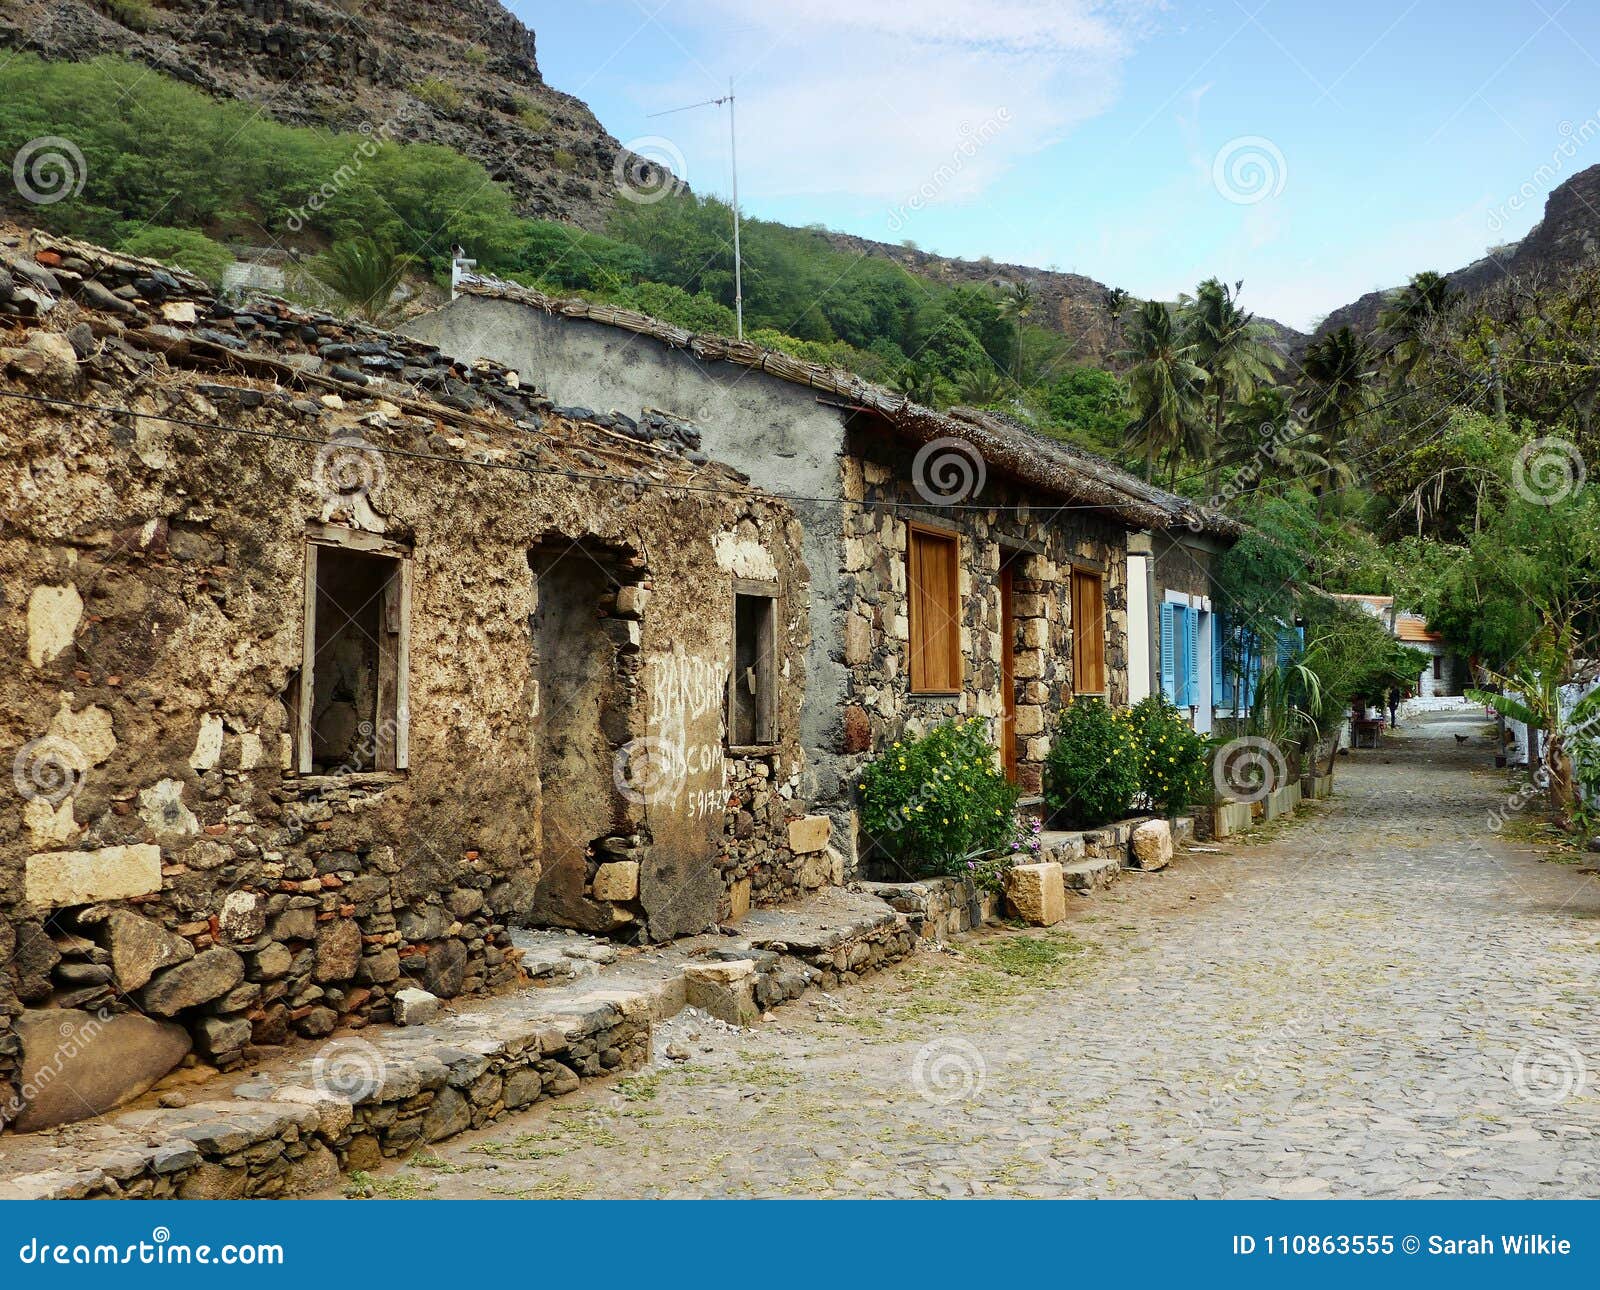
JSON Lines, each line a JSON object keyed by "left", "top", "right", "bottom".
{"left": 453, "top": 275, "right": 1243, "bottom": 540}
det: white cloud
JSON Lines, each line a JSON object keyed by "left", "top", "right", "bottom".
{"left": 624, "top": 1, "right": 1164, "bottom": 234}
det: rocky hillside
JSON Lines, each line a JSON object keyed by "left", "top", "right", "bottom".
{"left": 0, "top": 0, "right": 657, "bottom": 229}
{"left": 1314, "top": 163, "right": 1600, "bottom": 341}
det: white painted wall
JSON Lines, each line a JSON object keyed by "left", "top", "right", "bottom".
{"left": 1127, "top": 554, "right": 1150, "bottom": 705}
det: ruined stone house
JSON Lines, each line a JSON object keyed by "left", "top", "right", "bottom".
{"left": 408, "top": 276, "right": 1240, "bottom": 871}
{"left": 0, "top": 233, "right": 822, "bottom": 1130}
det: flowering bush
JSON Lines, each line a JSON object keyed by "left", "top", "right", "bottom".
{"left": 1044, "top": 698, "right": 1141, "bottom": 827}
{"left": 856, "top": 719, "right": 1019, "bottom": 875}
{"left": 1128, "top": 695, "right": 1211, "bottom": 814}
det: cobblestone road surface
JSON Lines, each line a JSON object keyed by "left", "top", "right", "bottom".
{"left": 352, "top": 713, "right": 1600, "bottom": 1199}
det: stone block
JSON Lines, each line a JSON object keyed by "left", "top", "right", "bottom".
{"left": 591, "top": 860, "right": 639, "bottom": 902}
{"left": 27, "top": 583, "right": 81, "bottom": 667}
{"left": 10, "top": 1008, "right": 190, "bottom": 1132}
{"left": 726, "top": 877, "right": 751, "bottom": 923}
{"left": 194, "top": 1016, "right": 251, "bottom": 1062}
{"left": 140, "top": 947, "right": 244, "bottom": 1015}
{"left": 25, "top": 844, "right": 161, "bottom": 909}
{"left": 88, "top": 908, "right": 196, "bottom": 991}
{"left": 1004, "top": 861, "right": 1067, "bottom": 926}
{"left": 394, "top": 987, "right": 441, "bottom": 1026}
{"left": 683, "top": 959, "right": 759, "bottom": 1026}
{"left": 788, "top": 814, "right": 831, "bottom": 854}
{"left": 1130, "top": 819, "right": 1173, "bottom": 871}
{"left": 313, "top": 918, "right": 361, "bottom": 982}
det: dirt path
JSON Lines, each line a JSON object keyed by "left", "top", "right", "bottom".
{"left": 342, "top": 713, "right": 1600, "bottom": 1199}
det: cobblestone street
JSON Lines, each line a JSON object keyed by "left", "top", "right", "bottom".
{"left": 353, "top": 713, "right": 1600, "bottom": 1199}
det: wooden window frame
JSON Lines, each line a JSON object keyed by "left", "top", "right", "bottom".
{"left": 1071, "top": 565, "right": 1108, "bottom": 699}
{"left": 907, "top": 522, "right": 963, "bottom": 696}
{"left": 728, "top": 578, "right": 780, "bottom": 752}
{"left": 296, "top": 525, "right": 412, "bottom": 776}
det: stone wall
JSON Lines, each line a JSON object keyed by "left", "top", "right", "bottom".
{"left": 841, "top": 421, "right": 1131, "bottom": 820}
{"left": 0, "top": 234, "right": 812, "bottom": 1130}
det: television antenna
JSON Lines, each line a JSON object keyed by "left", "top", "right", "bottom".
{"left": 649, "top": 79, "right": 743, "bottom": 339}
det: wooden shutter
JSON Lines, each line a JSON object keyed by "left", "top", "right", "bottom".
{"left": 909, "top": 527, "right": 961, "bottom": 693}
{"left": 1072, "top": 569, "right": 1106, "bottom": 695}
{"left": 1185, "top": 605, "right": 1200, "bottom": 706}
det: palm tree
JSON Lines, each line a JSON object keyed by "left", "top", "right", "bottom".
{"left": 304, "top": 236, "right": 416, "bottom": 324}
{"left": 1377, "top": 270, "right": 1458, "bottom": 382}
{"left": 1115, "top": 299, "right": 1207, "bottom": 483}
{"left": 1297, "top": 325, "right": 1378, "bottom": 513}
{"left": 892, "top": 357, "right": 944, "bottom": 408}
{"left": 1183, "top": 278, "right": 1283, "bottom": 488}
{"left": 997, "top": 280, "right": 1035, "bottom": 382}
{"left": 955, "top": 365, "right": 1008, "bottom": 406}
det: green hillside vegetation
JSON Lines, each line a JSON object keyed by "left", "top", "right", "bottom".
{"left": 6, "top": 52, "right": 1600, "bottom": 686}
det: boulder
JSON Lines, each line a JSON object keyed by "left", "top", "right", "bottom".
{"left": 1130, "top": 819, "right": 1174, "bottom": 871}
{"left": 88, "top": 908, "right": 195, "bottom": 991}
{"left": 787, "top": 814, "right": 832, "bottom": 854}
{"left": 683, "top": 959, "right": 759, "bottom": 1026}
{"left": 9, "top": 1008, "right": 190, "bottom": 1131}
{"left": 591, "top": 860, "right": 639, "bottom": 902}
{"left": 393, "top": 987, "right": 441, "bottom": 1026}
{"left": 139, "top": 947, "right": 244, "bottom": 1015}
{"left": 1004, "top": 861, "right": 1067, "bottom": 927}
{"left": 193, "top": 1016, "right": 251, "bottom": 1063}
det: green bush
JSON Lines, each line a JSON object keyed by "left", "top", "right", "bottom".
{"left": 410, "top": 78, "right": 463, "bottom": 113}
{"left": 1128, "top": 695, "right": 1210, "bottom": 814}
{"left": 856, "top": 719, "right": 1018, "bottom": 875}
{"left": 1044, "top": 699, "right": 1141, "bottom": 827}
{"left": 513, "top": 99, "right": 550, "bottom": 131}
{"left": 116, "top": 226, "right": 232, "bottom": 287}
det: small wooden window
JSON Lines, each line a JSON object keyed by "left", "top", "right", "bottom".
{"left": 297, "top": 528, "right": 410, "bottom": 774}
{"left": 908, "top": 526, "right": 962, "bottom": 694}
{"left": 1432, "top": 654, "right": 1443, "bottom": 680}
{"left": 730, "top": 586, "right": 777, "bottom": 747}
{"left": 1071, "top": 568, "right": 1107, "bottom": 696}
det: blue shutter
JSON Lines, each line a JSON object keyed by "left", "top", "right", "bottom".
{"left": 1159, "top": 602, "right": 1177, "bottom": 702}
{"left": 1186, "top": 606, "right": 1200, "bottom": 706}
{"left": 1213, "top": 613, "right": 1229, "bottom": 707}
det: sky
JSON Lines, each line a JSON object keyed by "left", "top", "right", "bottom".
{"left": 517, "top": 0, "right": 1600, "bottom": 332}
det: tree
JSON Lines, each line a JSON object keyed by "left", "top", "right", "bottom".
{"left": 1116, "top": 299, "right": 1207, "bottom": 482}
{"left": 1039, "top": 366, "right": 1128, "bottom": 453}
{"left": 997, "top": 279, "right": 1035, "bottom": 382}
{"left": 1377, "top": 270, "right": 1458, "bottom": 382}
{"left": 1297, "top": 326, "right": 1378, "bottom": 513}
{"left": 303, "top": 237, "right": 416, "bottom": 324}
{"left": 1183, "top": 278, "right": 1282, "bottom": 487}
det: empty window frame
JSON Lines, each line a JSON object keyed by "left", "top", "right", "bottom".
{"left": 298, "top": 528, "right": 411, "bottom": 774}
{"left": 730, "top": 584, "right": 777, "bottom": 748}
{"left": 908, "top": 525, "right": 962, "bottom": 694}
{"left": 1071, "top": 567, "right": 1108, "bottom": 696}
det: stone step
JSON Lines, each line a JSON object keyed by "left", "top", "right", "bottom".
{"left": 1061, "top": 855, "right": 1123, "bottom": 892}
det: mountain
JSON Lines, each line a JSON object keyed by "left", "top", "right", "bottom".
{"left": 0, "top": 0, "right": 1304, "bottom": 364}
{"left": 0, "top": 0, "right": 651, "bottom": 229}
{"left": 1313, "top": 163, "right": 1600, "bottom": 341}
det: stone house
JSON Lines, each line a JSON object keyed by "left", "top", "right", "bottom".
{"left": 408, "top": 276, "right": 1239, "bottom": 870}
{"left": 1132, "top": 528, "right": 1239, "bottom": 733}
{"left": 0, "top": 233, "right": 819, "bottom": 1129}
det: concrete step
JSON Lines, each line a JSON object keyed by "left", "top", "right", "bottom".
{"left": 1061, "top": 855, "right": 1122, "bottom": 892}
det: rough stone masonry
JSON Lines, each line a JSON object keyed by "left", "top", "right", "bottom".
{"left": 0, "top": 231, "right": 828, "bottom": 1131}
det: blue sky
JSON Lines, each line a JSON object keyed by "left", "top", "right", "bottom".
{"left": 518, "top": 1, "right": 1600, "bottom": 331}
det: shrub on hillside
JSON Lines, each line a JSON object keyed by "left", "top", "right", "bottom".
{"left": 116, "top": 227, "right": 232, "bottom": 288}
{"left": 1044, "top": 699, "right": 1141, "bottom": 828}
{"left": 1128, "top": 695, "right": 1210, "bottom": 814}
{"left": 856, "top": 719, "right": 1018, "bottom": 875}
